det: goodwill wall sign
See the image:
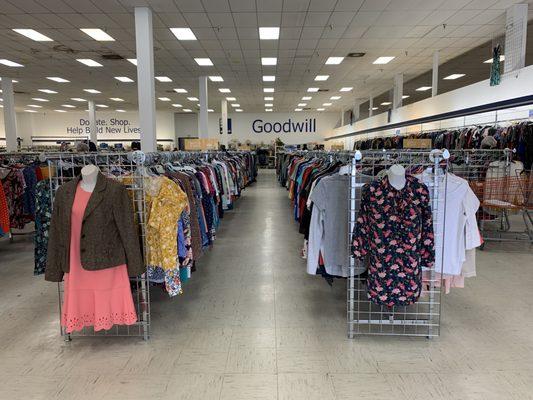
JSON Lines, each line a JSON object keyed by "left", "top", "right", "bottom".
{"left": 252, "top": 118, "right": 317, "bottom": 134}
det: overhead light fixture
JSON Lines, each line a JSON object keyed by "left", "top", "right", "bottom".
{"left": 314, "top": 75, "right": 329, "bottom": 81}
{"left": 484, "top": 55, "right": 505, "bottom": 63}
{"left": 187, "top": 97, "right": 199, "bottom": 101}
{"left": 219, "top": 88, "right": 231, "bottom": 93}
{"left": 47, "top": 77, "right": 69, "bottom": 83}
{"left": 116, "top": 109, "right": 126, "bottom": 112}
{"left": 38, "top": 89, "right": 57, "bottom": 94}
{"left": 235, "top": 109, "right": 243, "bottom": 112}
{"left": 0, "top": 78, "right": 18, "bottom": 83}
{"left": 158, "top": 97, "right": 171, "bottom": 101}
{"left": 373, "top": 56, "right": 395, "bottom": 64}
{"left": 208, "top": 109, "right": 214, "bottom": 112}
{"left": 263, "top": 75, "right": 275, "bottom": 82}
{"left": 371, "top": 107, "right": 378, "bottom": 110}
{"left": 263, "top": 88, "right": 274, "bottom": 93}
{"left": 307, "top": 87, "right": 319, "bottom": 92}
{"left": 226, "top": 97, "right": 236, "bottom": 101}
{"left": 96, "top": 104, "right": 108, "bottom": 108}
{"left": 381, "top": 102, "right": 392, "bottom": 106}
{"left": 317, "top": 108, "right": 325, "bottom": 111}
{"left": 340, "top": 87, "right": 353, "bottom": 92}
{"left": 84, "top": 89, "right": 101, "bottom": 93}
{"left": 24, "top": 109, "right": 38, "bottom": 113}
{"left": 174, "top": 88, "right": 188, "bottom": 93}
{"left": 31, "top": 98, "right": 49, "bottom": 102}
{"left": 80, "top": 28, "right": 115, "bottom": 41}
{"left": 323, "top": 102, "right": 332, "bottom": 106}
{"left": 194, "top": 58, "right": 213, "bottom": 66}
{"left": 302, "top": 96, "right": 312, "bottom": 100}
{"left": 416, "top": 86, "right": 432, "bottom": 91}
{"left": 183, "top": 109, "right": 192, "bottom": 112}
{"left": 27, "top": 104, "right": 42, "bottom": 108}
{"left": 71, "top": 98, "right": 87, "bottom": 102}
{"left": 402, "top": 95, "right": 410, "bottom": 99}
{"left": 77, "top": 58, "right": 103, "bottom": 67}
{"left": 265, "top": 109, "right": 272, "bottom": 112}
{"left": 295, "top": 108, "right": 302, "bottom": 111}
{"left": 62, "top": 104, "right": 76, "bottom": 108}
{"left": 330, "top": 96, "right": 341, "bottom": 100}
{"left": 172, "top": 103, "right": 182, "bottom": 108}
{"left": 0, "top": 59, "right": 24, "bottom": 67}
{"left": 156, "top": 76, "right": 172, "bottom": 82}
{"left": 170, "top": 28, "right": 197, "bottom": 41}
{"left": 13, "top": 29, "right": 53, "bottom": 41}
{"left": 325, "top": 57, "right": 344, "bottom": 65}
{"left": 265, "top": 103, "right": 273, "bottom": 107}
{"left": 261, "top": 57, "right": 277, "bottom": 66}
{"left": 298, "top": 103, "right": 307, "bottom": 107}
{"left": 209, "top": 76, "right": 223, "bottom": 82}
{"left": 115, "top": 76, "right": 134, "bottom": 82}
{"left": 110, "top": 97, "right": 124, "bottom": 102}
{"left": 127, "top": 58, "right": 137, "bottom": 66}
{"left": 54, "top": 109, "right": 67, "bottom": 113}
{"left": 259, "top": 27, "right": 280, "bottom": 40}
{"left": 444, "top": 73, "right": 465, "bottom": 80}
{"left": 230, "top": 103, "right": 240, "bottom": 107}
{"left": 264, "top": 97, "right": 274, "bottom": 101}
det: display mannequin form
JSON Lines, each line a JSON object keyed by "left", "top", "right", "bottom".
{"left": 80, "top": 164, "right": 99, "bottom": 192}
{"left": 387, "top": 164, "right": 406, "bottom": 190}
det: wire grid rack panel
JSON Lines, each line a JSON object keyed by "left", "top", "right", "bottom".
{"left": 47, "top": 152, "right": 150, "bottom": 340}
{"left": 348, "top": 150, "right": 447, "bottom": 338}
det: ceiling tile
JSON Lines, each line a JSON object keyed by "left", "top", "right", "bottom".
{"left": 174, "top": 0, "right": 206, "bottom": 12}
{"left": 183, "top": 12, "right": 212, "bottom": 27}
{"left": 201, "top": 0, "right": 230, "bottom": 12}
{"left": 228, "top": 0, "right": 256, "bottom": 12}
{"left": 232, "top": 12, "right": 257, "bottom": 27}
{"left": 304, "top": 12, "right": 331, "bottom": 26}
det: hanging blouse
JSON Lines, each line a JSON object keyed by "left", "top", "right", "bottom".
{"left": 0, "top": 180, "right": 9, "bottom": 236}
{"left": 34, "top": 180, "right": 52, "bottom": 275}
{"left": 2, "top": 169, "right": 26, "bottom": 229}
{"left": 352, "top": 175, "right": 435, "bottom": 307}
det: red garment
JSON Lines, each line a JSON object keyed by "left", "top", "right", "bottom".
{"left": 35, "top": 167, "right": 44, "bottom": 181}
{"left": 0, "top": 182, "right": 10, "bottom": 235}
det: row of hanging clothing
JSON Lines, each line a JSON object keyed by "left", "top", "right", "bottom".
{"left": 278, "top": 150, "right": 483, "bottom": 307}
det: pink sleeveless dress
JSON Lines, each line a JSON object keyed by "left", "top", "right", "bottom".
{"left": 61, "top": 184, "right": 137, "bottom": 333}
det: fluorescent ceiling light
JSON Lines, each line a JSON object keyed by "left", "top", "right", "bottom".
{"left": 265, "top": 103, "right": 273, "bottom": 107}
{"left": 231, "top": 103, "right": 241, "bottom": 107}
{"left": 71, "top": 98, "right": 86, "bottom": 102}
{"left": 340, "top": 87, "right": 353, "bottom": 92}
{"left": 307, "top": 87, "right": 319, "bottom": 92}
{"left": 158, "top": 97, "right": 171, "bottom": 101}
{"left": 0, "top": 78, "right": 18, "bottom": 83}
{"left": 116, "top": 109, "right": 126, "bottom": 112}
{"left": 325, "top": 57, "right": 344, "bottom": 65}
{"left": 371, "top": 107, "right": 378, "bottom": 110}
{"left": 170, "top": 28, "right": 197, "bottom": 40}
{"left": 265, "top": 109, "right": 272, "bottom": 112}
{"left": 416, "top": 86, "right": 432, "bottom": 91}
{"left": 110, "top": 97, "right": 124, "bottom": 102}
{"left": 194, "top": 58, "right": 213, "bottom": 66}
{"left": 226, "top": 97, "right": 236, "bottom": 101}
{"left": 38, "top": 89, "right": 57, "bottom": 94}
{"left": 80, "top": 28, "right": 115, "bottom": 41}
{"left": 295, "top": 108, "right": 302, "bottom": 111}
{"left": 84, "top": 89, "right": 101, "bottom": 93}
{"left": 261, "top": 57, "right": 277, "bottom": 65}
{"left": 330, "top": 96, "right": 341, "bottom": 100}
{"left": 208, "top": 109, "right": 214, "bottom": 112}
{"left": 127, "top": 58, "right": 137, "bottom": 66}
{"left": 96, "top": 104, "right": 108, "bottom": 108}
{"left": 314, "top": 75, "right": 329, "bottom": 81}
{"left": 444, "top": 73, "right": 465, "bottom": 80}
{"left": 77, "top": 58, "right": 102, "bottom": 67}
{"left": 263, "top": 75, "right": 275, "bottom": 82}
{"left": 115, "top": 76, "right": 134, "bottom": 82}
{"left": 236, "top": 109, "right": 243, "bottom": 112}
{"left": 259, "top": 27, "right": 280, "bottom": 40}
{"left": 183, "top": 109, "right": 192, "bottom": 112}
{"left": 54, "top": 109, "right": 67, "bottom": 113}
{"left": 484, "top": 55, "right": 505, "bottom": 63}
{"left": 323, "top": 102, "right": 332, "bottom": 106}
{"left": 298, "top": 103, "right": 307, "bottom": 107}
{"left": 219, "top": 88, "right": 231, "bottom": 93}
{"left": 47, "top": 77, "right": 69, "bottom": 83}
{"left": 0, "top": 59, "right": 24, "bottom": 67}
{"left": 264, "top": 97, "right": 274, "bottom": 101}
{"left": 381, "top": 102, "right": 392, "bottom": 105}
{"left": 31, "top": 98, "right": 49, "bottom": 102}
{"left": 402, "top": 95, "right": 410, "bottom": 99}
{"left": 187, "top": 97, "right": 199, "bottom": 101}
{"left": 27, "top": 104, "right": 42, "bottom": 108}
{"left": 373, "top": 56, "right": 395, "bottom": 64}
{"left": 263, "top": 88, "right": 274, "bottom": 93}
{"left": 302, "top": 96, "right": 312, "bottom": 100}
{"left": 174, "top": 88, "right": 187, "bottom": 93}
{"left": 209, "top": 76, "right": 223, "bottom": 82}
{"left": 13, "top": 29, "right": 53, "bottom": 41}
{"left": 172, "top": 104, "right": 182, "bottom": 108}
{"left": 62, "top": 104, "right": 76, "bottom": 108}
{"left": 24, "top": 109, "right": 38, "bottom": 113}
{"left": 317, "top": 108, "right": 325, "bottom": 111}
{"left": 156, "top": 76, "right": 172, "bottom": 82}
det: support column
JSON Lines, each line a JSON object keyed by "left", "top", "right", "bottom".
{"left": 340, "top": 107, "right": 345, "bottom": 126}
{"left": 221, "top": 99, "right": 228, "bottom": 146}
{"left": 134, "top": 6, "right": 157, "bottom": 152}
{"left": 393, "top": 74, "right": 404, "bottom": 110}
{"left": 1, "top": 78, "right": 18, "bottom": 151}
{"left": 88, "top": 100, "right": 97, "bottom": 144}
{"left": 369, "top": 95, "right": 374, "bottom": 117}
{"left": 432, "top": 50, "right": 439, "bottom": 97}
{"left": 353, "top": 100, "right": 360, "bottom": 122}
{"left": 504, "top": 3, "right": 528, "bottom": 74}
{"left": 198, "top": 76, "right": 208, "bottom": 139}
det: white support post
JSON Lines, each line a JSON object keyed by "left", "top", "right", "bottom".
{"left": 198, "top": 76, "right": 208, "bottom": 139}
{"left": 353, "top": 100, "right": 360, "bottom": 122}
{"left": 221, "top": 99, "right": 228, "bottom": 146}
{"left": 341, "top": 107, "right": 345, "bottom": 126}
{"left": 432, "top": 50, "right": 439, "bottom": 97}
{"left": 1, "top": 78, "right": 18, "bottom": 151}
{"left": 369, "top": 95, "right": 374, "bottom": 117}
{"left": 134, "top": 6, "right": 157, "bottom": 152}
{"left": 393, "top": 73, "right": 403, "bottom": 110}
{"left": 88, "top": 100, "right": 97, "bottom": 144}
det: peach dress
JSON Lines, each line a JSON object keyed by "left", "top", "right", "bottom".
{"left": 61, "top": 184, "right": 137, "bottom": 333}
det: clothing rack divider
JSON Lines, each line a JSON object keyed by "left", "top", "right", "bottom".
{"left": 348, "top": 149, "right": 450, "bottom": 338}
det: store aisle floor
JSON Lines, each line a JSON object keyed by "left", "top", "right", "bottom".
{"left": 1, "top": 169, "right": 533, "bottom": 400}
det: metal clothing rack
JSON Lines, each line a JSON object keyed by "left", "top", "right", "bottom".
{"left": 348, "top": 149, "right": 449, "bottom": 338}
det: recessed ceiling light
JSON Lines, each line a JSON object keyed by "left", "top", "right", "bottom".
{"left": 127, "top": 58, "right": 137, "bottom": 66}
{"left": 77, "top": 58, "right": 103, "bottom": 67}
{"left": 325, "top": 57, "right": 344, "bottom": 65}
{"left": 84, "top": 89, "right": 101, "bottom": 93}
{"left": 315, "top": 75, "right": 329, "bottom": 81}
{"left": 373, "top": 56, "right": 395, "bottom": 64}
{"left": 13, "top": 29, "right": 53, "bottom": 41}
{"left": 47, "top": 77, "right": 69, "bottom": 83}
{"left": 187, "top": 97, "right": 199, "bottom": 101}
{"left": 71, "top": 98, "right": 87, "bottom": 102}
{"left": 116, "top": 109, "right": 126, "bottom": 112}
{"left": 38, "top": 89, "right": 57, "bottom": 94}
{"left": 80, "top": 28, "right": 115, "bottom": 41}
{"left": 174, "top": 88, "right": 188, "bottom": 93}
{"left": 31, "top": 98, "right": 49, "bottom": 102}
{"left": 155, "top": 76, "right": 172, "bottom": 82}
{"left": 231, "top": 103, "right": 241, "bottom": 107}
{"left": 110, "top": 97, "right": 124, "bottom": 102}
{"left": 0, "top": 59, "right": 24, "bottom": 67}
{"left": 96, "top": 104, "right": 108, "bottom": 108}
{"left": 416, "top": 86, "right": 432, "bottom": 91}
{"left": 263, "top": 88, "right": 274, "bottom": 93}
{"left": 219, "top": 88, "right": 231, "bottom": 93}
{"left": 54, "top": 109, "right": 67, "bottom": 112}
{"left": 24, "top": 109, "right": 38, "bottom": 113}
{"left": 263, "top": 75, "right": 275, "bottom": 82}
{"left": 317, "top": 108, "right": 325, "bottom": 111}
{"left": 444, "top": 73, "right": 465, "bottom": 80}
{"left": 27, "top": 104, "right": 42, "bottom": 108}
{"left": 323, "top": 102, "right": 332, "bottom": 106}
{"left": 259, "top": 27, "right": 280, "bottom": 40}
{"left": 172, "top": 103, "right": 182, "bottom": 108}
{"left": 402, "top": 95, "right": 410, "bottom": 99}
{"left": 158, "top": 97, "right": 171, "bottom": 101}
{"left": 298, "top": 103, "right": 307, "bottom": 107}
{"left": 484, "top": 55, "right": 505, "bottom": 63}
{"left": 226, "top": 97, "right": 236, "bottom": 101}
{"left": 302, "top": 96, "right": 312, "bottom": 100}
{"left": 208, "top": 109, "right": 214, "bottom": 112}
{"left": 265, "top": 103, "right": 273, "bottom": 107}
{"left": 170, "top": 28, "right": 197, "bottom": 40}
{"left": 0, "top": 78, "right": 18, "bottom": 83}
{"left": 330, "top": 96, "right": 341, "bottom": 100}
{"left": 340, "top": 87, "right": 353, "bottom": 92}
{"left": 265, "top": 109, "right": 272, "bottom": 112}
{"left": 194, "top": 58, "right": 213, "bottom": 66}
{"left": 371, "top": 107, "right": 378, "bottom": 110}
{"left": 264, "top": 97, "right": 274, "bottom": 101}
{"left": 209, "top": 76, "right": 223, "bottom": 82}
{"left": 115, "top": 76, "right": 134, "bottom": 82}
{"left": 381, "top": 102, "right": 392, "bottom": 106}
{"left": 183, "top": 109, "right": 192, "bottom": 112}
{"left": 62, "top": 104, "right": 76, "bottom": 108}
{"left": 307, "top": 87, "right": 319, "bottom": 92}
{"left": 261, "top": 57, "right": 277, "bottom": 66}
{"left": 235, "top": 109, "right": 243, "bottom": 112}
{"left": 295, "top": 108, "right": 302, "bottom": 111}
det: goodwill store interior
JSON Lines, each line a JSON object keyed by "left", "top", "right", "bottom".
{"left": 1, "top": 0, "right": 533, "bottom": 399}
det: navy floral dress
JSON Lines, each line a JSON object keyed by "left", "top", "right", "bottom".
{"left": 34, "top": 180, "right": 52, "bottom": 275}
{"left": 352, "top": 175, "right": 435, "bottom": 307}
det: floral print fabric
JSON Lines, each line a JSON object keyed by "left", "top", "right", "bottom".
{"left": 352, "top": 175, "right": 435, "bottom": 307}
{"left": 34, "top": 180, "right": 52, "bottom": 275}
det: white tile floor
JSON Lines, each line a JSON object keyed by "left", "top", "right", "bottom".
{"left": 0, "top": 169, "right": 532, "bottom": 399}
